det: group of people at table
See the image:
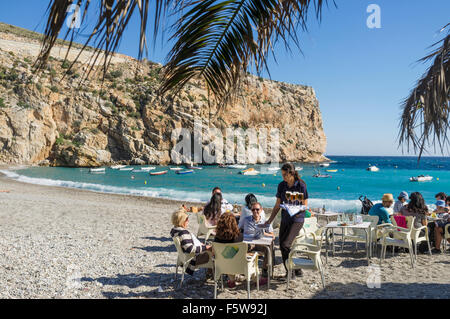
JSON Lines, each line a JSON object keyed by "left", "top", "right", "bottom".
{"left": 170, "top": 162, "right": 450, "bottom": 290}
{"left": 368, "top": 191, "right": 450, "bottom": 254}
{"left": 170, "top": 163, "right": 308, "bottom": 288}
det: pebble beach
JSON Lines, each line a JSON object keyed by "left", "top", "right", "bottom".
{"left": 0, "top": 171, "right": 449, "bottom": 299}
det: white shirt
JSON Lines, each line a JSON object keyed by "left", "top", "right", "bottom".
{"left": 393, "top": 200, "right": 407, "bottom": 213}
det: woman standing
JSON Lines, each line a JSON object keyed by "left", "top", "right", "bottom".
{"left": 265, "top": 163, "right": 308, "bottom": 278}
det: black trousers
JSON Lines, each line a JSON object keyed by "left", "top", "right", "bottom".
{"left": 279, "top": 211, "right": 304, "bottom": 269}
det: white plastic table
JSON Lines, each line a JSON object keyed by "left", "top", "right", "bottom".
{"left": 243, "top": 235, "right": 274, "bottom": 288}
{"left": 324, "top": 221, "right": 372, "bottom": 265}
{"left": 314, "top": 211, "right": 341, "bottom": 224}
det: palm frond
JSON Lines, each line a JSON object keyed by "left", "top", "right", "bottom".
{"left": 399, "top": 25, "right": 450, "bottom": 160}
{"left": 160, "top": 0, "right": 330, "bottom": 107}
{"left": 35, "top": 0, "right": 172, "bottom": 78}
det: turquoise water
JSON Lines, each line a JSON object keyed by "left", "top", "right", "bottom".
{"left": 2, "top": 156, "right": 450, "bottom": 212}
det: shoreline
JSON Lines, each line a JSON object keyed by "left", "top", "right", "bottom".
{"left": 0, "top": 167, "right": 449, "bottom": 298}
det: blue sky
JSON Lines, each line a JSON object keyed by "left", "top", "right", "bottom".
{"left": 0, "top": 0, "right": 449, "bottom": 156}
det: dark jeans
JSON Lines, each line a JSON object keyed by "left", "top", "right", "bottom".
{"left": 279, "top": 211, "right": 304, "bottom": 269}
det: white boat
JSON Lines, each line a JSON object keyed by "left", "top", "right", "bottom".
{"left": 110, "top": 165, "right": 126, "bottom": 169}
{"left": 410, "top": 175, "right": 433, "bottom": 182}
{"left": 228, "top": 164, "right": 247, "bottom": 169}
{"left": 170, "top": 167, "right": 183, "bottom": 171}
{"left": 267, "top": 167, "right": 280, "bottom": 171}
{"left": 295, "top": 167, "right": 303, "bottom": 171}
{"left": 319, "top": 163, "right": 330, "bottom": 167}
{"left": 119, "top": 167, "right": 133, "bottom": 171}
{"left": 367, "top": 165, "right": 379, "bottom": 172}
{"left": 239, "top": 168, "right": 259, "bottom": 175}
{"left": 89, "top": 167, "right": 105, "bottom": 173}
{"left": 140, "top": 166, "right": 156, "bottom": 171}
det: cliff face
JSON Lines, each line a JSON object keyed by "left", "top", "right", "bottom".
{"left": 0, "top": 24, "right": 327, "bottom": 167}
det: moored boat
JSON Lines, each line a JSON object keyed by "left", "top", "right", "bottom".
{"left": 89, "top": 167, "right": 105, "bottom": 173}
{"left": 367, "top": 165, "right": 379, "bottom": 172}
{"left": 150, "top": 170, "right": 168, "bottom": 176}
{"left": 240, "top": 168, "right": 259, "bottom": 175}
{"left": 110, "top": 165, "right": 126, "bottom": 169}
{"left": 176, "top": 169, "right": 194, "bottom": 175}
{"left": 119, "top": 167, "right": 133, "bottom": 171}
{"left": 313, "top": 173, "right": 331, "bottom": 178}
{"left": 410, "top": 175, "right": 433, "bottom": 182}
{"left": 140, "top": 166, "right": 156, "bottom": 171}
{"left": 228, "top": 164, "right": 247, "bottom": 169}
{"left": 170, "top": 167, "right": 183, "bottom": 171}
{"left": 319, "top": 163, "right": 330, "bottom": 167}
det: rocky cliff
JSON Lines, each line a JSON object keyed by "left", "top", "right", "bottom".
{"left": 0, "top": 23, "right": 327, "bottom": 167}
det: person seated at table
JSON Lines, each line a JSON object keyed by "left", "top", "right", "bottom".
{"left": 435, "top": 192, "right": 447, "bottom": 202}
{"left": 368, "top": 194, "right": 394, "bottom": 225}
{"left": 170, "top": 207, "right": 212, "bottom": 276}
{"left": 204, "top": 186, "right": 234, "bottom": 214}
{"left": 394, "top": 191, "right": 409, "bottom": 214}
{"left": 203, "top": 193, "right": 223, "bottom": 226}
{"left": 399, "top": 192, "right": 428, "bottom": 230}
{"left": 213, "top": 212, "right": 244, "bottom": 288}
{"left": 433, "top": 200, "right": 450, "bottom": 253}
{"left": 239, "top": 193, "right": 266, "bottom": 230}
{"left": 241, "top": 202, "right": 274, "bottom": 284}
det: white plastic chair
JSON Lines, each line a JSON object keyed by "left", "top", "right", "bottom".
{"left": 380, "top": 216, "right": 415, "bottom": 268}
{"left": 443, "top": 223, "right": 450, "bottom": 252}
{"left": 172, "top": 236, "right": 214, "bottom": 287}
{"left": 286, "top": 241, "right": 325, "bottom": 289}
{"left": 299, "top": 217, "right": 326, "bottom": 251}
{"left": 196, "top": 212, "right": 216, "bottom": 243}
{"left": 212, "top": 242, "right": 259, "bottom": 299}
{"left": 408, "top": 220, "right": 432, "bottom": 259}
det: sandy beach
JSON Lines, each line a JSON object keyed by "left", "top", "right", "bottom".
{"left": 0, "top": 171, "right": 449, "bottom": 299}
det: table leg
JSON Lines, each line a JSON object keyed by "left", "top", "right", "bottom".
{"left": 325, "top": 228, "right": 329, "bottom": 264}
{"left": 364, "top": 228, "right": 369, "bottom": 265}
{"left": 332, "top": 227, "right": 335, "bottom": 256}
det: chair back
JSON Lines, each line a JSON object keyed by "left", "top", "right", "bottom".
{"left": 197, "top": 212, "right": 212, "bottom": 236}
{"left": 212, "top": 242, "right": 249, "bottom": 276}
{"left": 391, "top": 215, "right": 414, "bottom": 231}
{"left": 302, "top": 217, "right": 318, "bottom": 235}
{"left": 172, "top": 236, "right": 194, "bottom": 264}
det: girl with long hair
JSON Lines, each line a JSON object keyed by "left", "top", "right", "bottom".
{"left": 203, "top": 192, "right": 223, "bottom": 226}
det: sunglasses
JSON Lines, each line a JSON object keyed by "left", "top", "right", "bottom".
{"left": 251, "top": 208, "right": 260, "bottom": 212}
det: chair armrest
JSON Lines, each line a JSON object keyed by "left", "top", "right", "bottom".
{"left": 377, "top": 223, "right": 393, "bottom": 229}
{"left": 445, "top": 223, "right": 450, "bottom": 234}
{"left": 246, "top": 252, "right": 258, "bottom": 263}
{"left": 291, "top": 242, "right": 321, "bottom": 252}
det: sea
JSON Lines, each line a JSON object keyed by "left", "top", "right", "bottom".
{"left": 2, "top": 156, "right": 449, "bottom": 213}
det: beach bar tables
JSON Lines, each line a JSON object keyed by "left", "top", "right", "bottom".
{"left": 243, "top": 235, "right": 275, "bottom": 288}
{"left": 324, "top": 221, "right": 373, "bottom": 265}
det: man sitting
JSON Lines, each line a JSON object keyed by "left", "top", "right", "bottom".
{"left": 433, "top": 200, "right": 450, "bottom": 253}
{"left": 369, "top": 194, "right": 394, "bottom": 225}
{"left": 241, "top": 202, "right": 274, "bottom": 285}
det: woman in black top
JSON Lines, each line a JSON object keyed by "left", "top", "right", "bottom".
{"left": 265, "top": 163, "right": 308, "bottom": 278}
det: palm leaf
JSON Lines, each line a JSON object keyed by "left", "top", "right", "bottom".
{"left": 160, "top": 0, "right": 331, "bottom": 107}
{"left": 399, "top": 24, "right": 450, "bottom": 160}
{"left": 36, "top": 0, "right": 331, "bottom": 106}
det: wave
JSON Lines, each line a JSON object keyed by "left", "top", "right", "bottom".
{"left": 1, "top": 169, "right": 363, "bottom": 212}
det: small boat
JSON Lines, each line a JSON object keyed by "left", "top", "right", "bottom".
{"left": 228, "top": 164, "right": 247, "bottom": 169}
{"left": 240, "top": 168, "right": 259, "bottom": 175}
{"left": 89, "top": 167, "right": 105, "bottom": 173}
{"left": 119, "top": 167, "right": 133, "bottom": 171}
{"left": 110, "top": 165, "right": 126, "bottom": 169}
{"left": 267, "top": 167, "right": 280, "bottom": 171}
{"left": 218, "top": 164, "right": 228, "bottom": 168}
{"left": 326, "top": 169, "right": 338, "bottom": 172}
{"left": 319, "top": 163, "right": 330, "bottom": 167}
{"left": 295, "top": 167, "right": 303, "bottom": 171}
{"left": 313, "top": 173, "right": 331, "bottom": 178}
{"left": 176, "top": 169, "right": 194, "bottom": 175}
{"left": 170, "top": 167, "right": 183, "bottom": 171}
{"left": 150, "top": 170, "right": 168, "bottom": 176}
{"left": 410, "top": 175, "right": 433, "bottom": 182}
{"left": 367, "top": 165, "right": 379, "bottom": 172}
{"left": 187, "top": 166, "right": 203, "bottom": 170}
{"left": 140, "top": 166, "right": 156, "bottom": 171}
